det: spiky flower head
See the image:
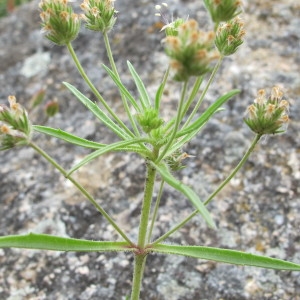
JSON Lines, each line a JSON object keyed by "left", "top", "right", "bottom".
{"left": 163, "top": 19, "right": 219, "bottom": 81}
{"left": 80, "top": 0, "right": 117, "bottom": 33}
{"left": 0, "top": 96, "right": 32, "bottom": 151}
{"left": 244, "top": 87, "right": 290, "bottom": 136}
{"left": 203, "top": 0, "right": 242, "bottom": 24}
{"left": 39, "top": 0, "right": 81, "bottom": 45}
{"left": 215, "top": 17, "right": 245, "bottom": 56}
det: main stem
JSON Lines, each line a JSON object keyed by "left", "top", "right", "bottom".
{"left": 131, "top": 161, "right": 157, "bottom": 300}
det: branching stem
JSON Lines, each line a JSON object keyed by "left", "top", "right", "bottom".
{"left": 29, "top": 142, "right": 133, "bottom": 245}
{"left": 151, "top": 134, "right": 262, "bottom": 245}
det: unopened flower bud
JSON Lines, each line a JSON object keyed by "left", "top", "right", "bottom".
{"left": 136, "top": 108, "right": 164, "bottom": 134}
{"left": 45, "top": 99, "right": 59, "bottom": 117}
{"left": 165, "top": 148, "right": 194, "bottom": 171}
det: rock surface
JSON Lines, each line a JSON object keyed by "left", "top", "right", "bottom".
{"left": 0, "top": 0, "right": 299, "bottom": 299}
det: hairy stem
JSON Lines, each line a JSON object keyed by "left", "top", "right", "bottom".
{"left": 130, "top": 161, "right": 157, "bottom": 299}
{"left": 137, "top": 162, "right": 157, "bottom": 247}
{"left": 131, "top": 254, "right": 148, "bottom": 300}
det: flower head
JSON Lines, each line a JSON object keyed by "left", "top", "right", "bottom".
{"left": 163, "top": 19, "right": 219, "bottom": 81}
{"left": 80, "top": 0, "right": 117, "bottom": 33}
{"left": 215, "top": 17, "right": 245, "bottom": 56}
{"left": 0, "top": 96, "right": 32, "bottom": 151}
{"left": 39, "top": 0, "right": 81, "bottom": 45}
{"left": 244, "top": 87, "right": 290, "bottom": 136}
{"left": 204, "top": 0, "right": 242, "bottom": 24}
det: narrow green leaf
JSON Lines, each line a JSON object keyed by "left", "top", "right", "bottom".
{"left": 102, "top": 64, "right": 141, "bottom": 113}
{"left": 33, "top": 125, "right": 105, "bottom": 149}
{"left": 155, "top": 67, "right": 170, "bottom": 111}
{"left": 0, "top": 233, "right": 132, "bottom": 252}
{"left": 68, "top": 138, "right": 150, "bottom": 175}
{"left": 155, "top": 82, "right": 165, "bottom": 112}
{"left": 152, "top": 244, "right": 300, "bottom": 271}
{"left": 127, "top": 61, "right": 151, "bottom": 109}
{"left": 63, "top": 82, "right": 131, "bottom": 140}
{"left": 151, "top": 162, "right": 216, "bottom": 229}
{"left": 181, "top": 76, "right": 203, "bottom": 118}
{"left": 178, "top": 89, "right": 240, "bottom": 138}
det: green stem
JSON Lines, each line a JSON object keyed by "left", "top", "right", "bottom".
{"left": 103, "top": 32, "right": 119, "bottom": 78}
{"left": 183, "top": 56, "right": 223, "bottom": 129}
{"left": 66, "top": 42, "right": 135, "bottom": 139}
{"left": 151, "top": 134, "right": 262, "bottom": 244}
{"left": 137, "top": 162, "right": 157, "bottom": 248}
{"left": 181, "top": 76, "right": 203, "bottom": 119}
{"left": 131, "top": 161, "right": 157, "bottom": 300}
{"left": 204, "top": 134, "right": 262, "bottom": 205}
{"left": 103, "top": 33, "right": 140, "bottom": 137}
{"left": 156, "top": 81, "right": 188, "bottom": 163}
{"left": 29, "top": 142, "right": 133, "bottom": 245}
{"left": 147, "top": 180, "right": 165, "bottom": 243}
{"left": 131, "top": 254, "right": 148, "bottom": 300}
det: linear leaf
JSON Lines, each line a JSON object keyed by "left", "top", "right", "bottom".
{"left": 102, "top": 64, "right": 141, "bottom": 113}
{"left": 63, "top": 82, "right": 131, "bottom": 140}
{"left": 0, "top": 233, "right": 132, "bottom": 252}
{"left": 155, "top": 67, "right": 170, "bottom": 111}
{"left": 33, "top": 125, "right": 105, "bottom": 149}
{"left": 152, "top": 244, "right": 300, "bottom": 271}
{"left": 68, "top": 138, "right": 150, "bottom": 175}
{"left": 177, "top": 89, "right": 240, "bottom": 138}
{"left": 151, "top": 162, "right": 216, "bottom": 229}
{"left": 127, "top": 61, "right": 151, "bottom": 109}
